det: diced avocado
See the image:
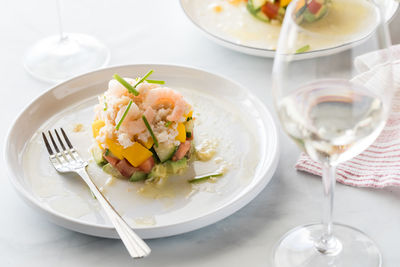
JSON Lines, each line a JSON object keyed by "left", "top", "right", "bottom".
{"left": 102, "top": 163, "right": 124, "bottom": 179}
{"left": 303, "top": 9, "right": 316, "bottom": 22}
{"left": 154, "top": 142, "right": 177, "bottom": 162}
{"left": 147, "top": 164, "right": 168, "bottom": 181}
{"left": 130, "top": 171, "right": 147, "bottom": 182}
{"left": 303, "top": 4, "right": 327, "bottom": 23}
{"left": 167, "top": 158, "right": 188, "bottom": 174}
{"left": 254, "top": 10, "right": 271, "bottom": 23}
{"left": 252, "top": 0, "right": 267, "bottom": 9}
{"left": 91, "top": 146, "right": 106, "bottom": 166}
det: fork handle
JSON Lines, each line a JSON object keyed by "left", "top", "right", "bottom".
{"left": 76, "top": 168, "right": 151, "bottom": 258}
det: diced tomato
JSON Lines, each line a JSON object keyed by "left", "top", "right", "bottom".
{"left": 261, "top": 2, "right": 280, "bottom": 20}
{"left": 138, "top": 156, "right": 155, "bottom": 174}
{"left": 308, "top": 0, "right": 322, "bottom": 14}
{"left": 116, "top": 159, "right": 140, "bottom": 177}
{"left": 103, "top": 154, "right": 119, "bottom": 167}
{"left": 172, "top": 141, "right": 191, "bottom": 161}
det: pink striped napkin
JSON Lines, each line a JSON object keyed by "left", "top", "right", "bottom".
{"left": 296, "top": 45, "right": 400, "bottom": 188}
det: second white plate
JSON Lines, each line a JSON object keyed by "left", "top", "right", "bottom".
{"left": 180, "top": 0, "right": 399, "bottom": 58}
{"left": 5, "top": 64, "right": 279, "bottom": 239}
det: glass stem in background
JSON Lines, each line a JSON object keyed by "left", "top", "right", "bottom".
{"left": 315, "top": 164, "right": 341, "bottom": 255}
{"left": 56, "top": 0, "right": 66, "bottom": 41}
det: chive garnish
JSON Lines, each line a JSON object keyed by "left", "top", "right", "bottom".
{"left": 146, "top": 79, "right": 165, "bottom": 84}
{"left": 186, "top": 132, "right": 192, "bottom": 138}
{"left": 186, "top": 117, "right": 192, "bottom": 122}
{"left": 165, "top": 121, "right": 172, "bottom": 127}
{"left": 142, "top": 115, "right": 158, "bottom": 147}
{"left": 188, "top": 173, "right": 223, "bottom": 183}
{"left": 113, "top": 74, "right": 139, "bottom": 96}
{"left": 296, "top": 44, "right": 310, "bottom": 54}
{"left": 103, "top": 96, "right": 107, "bottom": 111}
{"left": 133, "top": 69, "right": 154, "bottom": 90}
{"left": 115, "top": 100, "right": 133, "bottom": 130}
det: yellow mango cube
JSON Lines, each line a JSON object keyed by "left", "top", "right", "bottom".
{"left": 281, "top": 0, "right": 291, "bottom": 7}
{"left": 105, "top": 138, "right": 124, "bottom": 160}
{"left": 92, "top": 120, "right": 105, "bottom": 138}
{"left": 140, "top": 137, "right": 154, "bottom": 149}
{"left": 175, "top": 122, "right": 186, "bottom": 143}
{"left": 122, "top": 142, "right": 153, "bottom": 167}
{"left": 185, "top": 110, "right": 193, "bottom": 119}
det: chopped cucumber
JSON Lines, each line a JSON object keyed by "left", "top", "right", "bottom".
{"left": 167, "top": 158, "right": 188, "bottom": 174}
{"left": 102, "top": 163, "right": 124, "bottom": 179}
{"left": 147, "top": 164, "right": 168, "bottom": 181}
{"left": 91, "top": 146, "right": 106, "bottom": 166}
{"left": 130, "top": 171, "right": 147, "bottom": 182}
{"left": 184, "top": 119, "right": 194, "bottom": 133}
{"left": 154, "top": 142, "right": 177, "bottom": 162}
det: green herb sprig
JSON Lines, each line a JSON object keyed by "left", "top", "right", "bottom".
{"left": 146, "top": 79, "right": 165, "bottom": 84}
{"left": 113, "top": 74, "right": 139, "bottom": 96}
{"left": 142, "top": 115, "right": 158, "bottom": 147}
{"left": 115, "top": 100, "right": 133, "bottom": 130}
{"left": 188, "top": 173, "right": 223, "bottom": 183}
{"left": 296, "top": 44, "right": 310, "bottom": 54}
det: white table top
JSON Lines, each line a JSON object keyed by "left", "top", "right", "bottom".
{"left": 1, "top": 1, "right": 399, "bottom": 266}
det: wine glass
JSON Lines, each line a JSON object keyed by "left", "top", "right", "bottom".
{"left": 272, "top": 0, "right": 393, "bottom": 266}
{"left": 24, "top": 0, "right": 110, "bottom": 83}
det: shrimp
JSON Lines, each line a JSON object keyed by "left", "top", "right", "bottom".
{"left": 115, "top": 101, "right": 140, "bottom": 128}
{"left": 118, "top": 107, "right": 156, "bottom": 137}
{"left": 143, "top": 88, "right": 190, "bottom": 122}
{"left": 137, "top": 82, "right": 160, "bottom": 98}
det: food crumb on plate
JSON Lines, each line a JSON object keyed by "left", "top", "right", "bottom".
{"left": 73, "top": 123, "right": 84, "bottom": 132}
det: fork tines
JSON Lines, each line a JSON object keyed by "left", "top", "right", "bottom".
{"left": 41, "top": 128, "right": 81, "bottom": 162}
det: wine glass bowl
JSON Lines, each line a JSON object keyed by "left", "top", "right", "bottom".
{"left": 271, "top": 0, "right": 393, "bottom": 266}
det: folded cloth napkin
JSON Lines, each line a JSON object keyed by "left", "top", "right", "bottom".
{"left": 296, "top": 44, "right": 400, "bottom": 188}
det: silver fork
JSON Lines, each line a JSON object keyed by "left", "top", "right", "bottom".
{"left": 42, "top": 128, "right": 151, "bottom": 258}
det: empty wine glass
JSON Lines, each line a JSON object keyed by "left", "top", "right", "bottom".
{"left": 24, "top": 0, "right": 110, "bottom": 83}
{"left": 272, "top": 0, "right": 393, "bottom": 266}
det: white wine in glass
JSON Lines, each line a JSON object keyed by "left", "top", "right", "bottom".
{"left": 24, "top": 0, "right": 110, "bottom": 83}
{"left": 271, "top": 0, "right": 394, "bottom": 266}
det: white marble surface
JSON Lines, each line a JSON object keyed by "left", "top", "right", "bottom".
{"left": 1, "top": 1, "right": 400, "bottom": 266}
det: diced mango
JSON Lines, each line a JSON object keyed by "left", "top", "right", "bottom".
{"left": 92, "top": 120, "right": 105, "bottom": 138}
{"left": 140, "top": 137, "right": 154, "bottom": 149}
{"left": 280, "top": 0, "right": 291, "bottom": 7}
{"left": 175, "top": 122, "right": 186, "bottom": 143}
{"left": 295, "top": 0, "right": 306, "bottom": 12}
{"left": 185, "top": 110, "right": 193, "bottom": 119}
{"left": 105, "top": 138, "right": 124, "bottom": 160}
{"left": 122, "top": 142, "right": 153, "bottom": 167}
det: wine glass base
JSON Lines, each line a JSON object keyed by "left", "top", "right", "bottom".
{"left": 24, "top": 33, "right": 110, "bottom": 83}
{"left": 272, "top": 223, "right": 381, "bottom": 267}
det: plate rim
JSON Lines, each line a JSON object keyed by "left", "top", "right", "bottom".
{"left": 4, "top": 63, "right": 280, "bottom": 238}
{"left": 179, "top": 0, "right": 399, "bottom": 58}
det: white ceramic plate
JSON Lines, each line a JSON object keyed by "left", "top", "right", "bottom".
{"left": 180, "top": 0, "right": 399, "bottom": 58}
{"left": 5, "top": 64, "right": 279, "bottom": 239}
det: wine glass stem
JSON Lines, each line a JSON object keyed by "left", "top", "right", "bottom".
{"left": 315, "top": 164, "right": 342, "bottom": 255}
{"left": 56, "top": 0, "right": 66, "bottom": 41}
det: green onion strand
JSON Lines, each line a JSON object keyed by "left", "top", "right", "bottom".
{"left": 165, "top": 121, "right": 172, "bottom": 127}
{"left": 103, "top": 96, "right": 107, "bottom": 111}
{"left": 142, "top": 115, "right": 158, "bottom": 147}
{"left": 115, "top": 100, "right": 133, "bottom": 130}
{"left": 188, "top": 173, "right": 223, "bottom": 183}
{"left": 146, "top": 79, "right": 165, "bottom": 84}
{"left": 296, "top": 44, "right": 310, "bottom": 54}
{"left": 133, "top": 70, "right": 154, "bottom": 90}
{"left": 113, "top": 74, "right": 139, "bottom": 96}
